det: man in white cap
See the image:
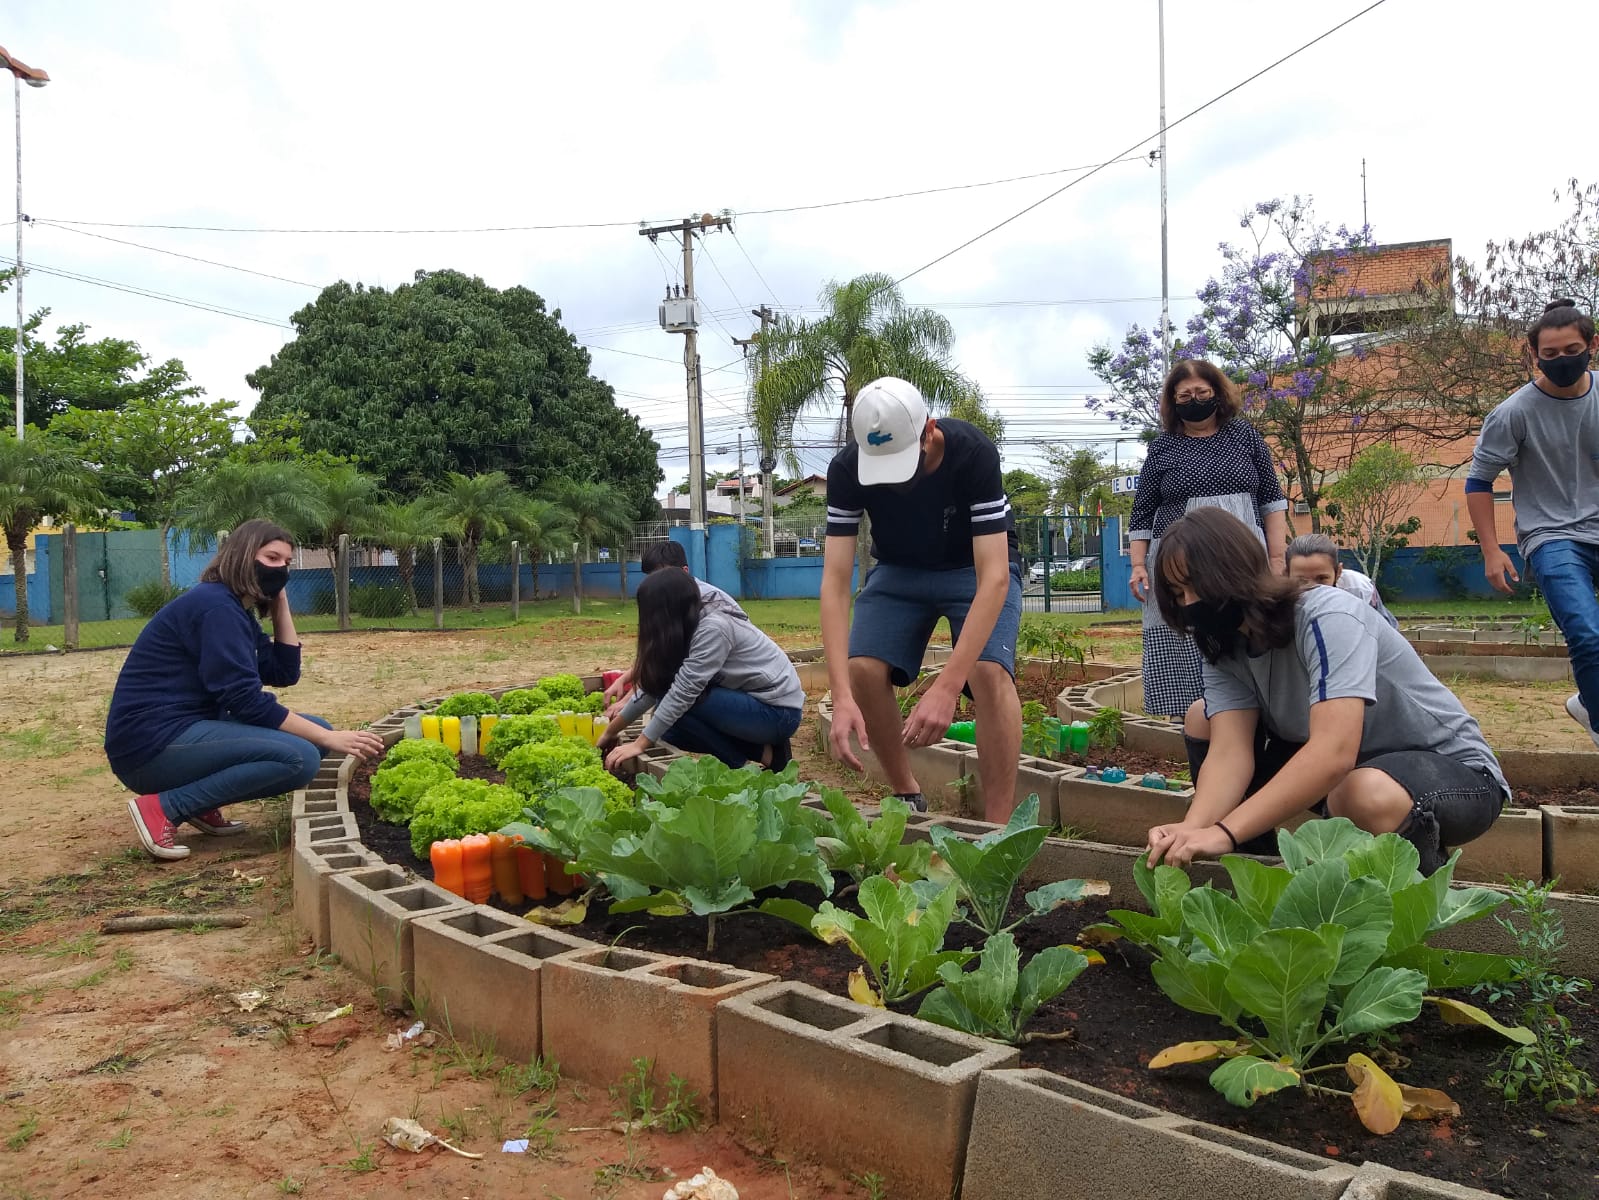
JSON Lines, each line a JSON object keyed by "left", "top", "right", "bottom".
{"left": 820, "top": 377, "right": 1023, "bottom": 821}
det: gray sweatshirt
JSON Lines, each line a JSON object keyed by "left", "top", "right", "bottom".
{"left": 620, "top": 609, "right": 804, "bottom": 742}
{"left": 1468, "top": 372, "right": 1599, "bottom": 559}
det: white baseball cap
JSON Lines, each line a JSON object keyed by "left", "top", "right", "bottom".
{"left": 852, "top": 377, "right": 930, "bottom": 486}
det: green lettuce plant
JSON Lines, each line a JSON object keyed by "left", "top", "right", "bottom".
{"left": 382, "top": 738, "right": 458, "bottom": 769}
{"left": 434, "top": 691, "right": 498, "bottom": 717}
{"left": 537, "top": 673, "right": 586, "bottom": 703}
{"left": 501, "top": 736, "right": 601, "bottom": 799}
{"left": 370, "top": 757, "right": 457, "bottom": 824}
{"left": 920, "top": 795, "right": 1108, "bottom": 936}
{"left": 811, "top": 876, "right": 973, "bottom": 1007}
{"left": 1086, "top": 818, "right": 1531, "bottom": 1134}
{"left": 498, "top": 688, "right": 551, "bottom": 715}
{"left": 794, "top": 792, "right": 932, "bottom": 885}
{"left": 918, "top": 931, "right": 1095, "bottom": 1044}
{"left": 409, "top": 779, "right": 525, "bottom": 858}
{"left": 483, "top": 716, "right": 561, "bottom": 767}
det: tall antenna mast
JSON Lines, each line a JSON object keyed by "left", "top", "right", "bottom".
{"left": 1157, "top": 0, "right": 1171, "bottom": 371}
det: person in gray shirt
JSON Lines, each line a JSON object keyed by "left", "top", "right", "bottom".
{"left": 597, "top": 567, "right": 804, "bottom": 772}
{"left": 1466, "top": 299, "right": 1599, "bottom": 749}
{"left": 1144, "top": 508, "right": 1505, "bottom": 875}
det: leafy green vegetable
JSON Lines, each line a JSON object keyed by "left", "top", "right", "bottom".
{"left": 409, "top": 779, "right": 526, "bottom": 858}
{"left": 560, "top": 764, "right": 634, "bottom": 812}
{"left": 637, "top": 756, "right": 811, "bottom": 810}
{"left": 483, "top": 715, "right": 561, "bottom": 766}
{"left": 536, "top": 673, "right": 586, "bottom": 702}
{"left": 498, "top": 688, "right": 551, "bottom": 715}
{"left": 812, "top": 876, "right": 972, "bottom": 1006}
{"left": 434, "top": 691, "right": 498, "bottom": 717}
{"left": 794, "top": 792, "right": 932, "bottom": 884}
{"left": 370, "top": 758, "right": 458, "bottom": 823}
{"left": 922, "top": 795, "right": 1107, "bottom": 936}
{"left": 502, "top": 786, "right": 611, "bottom": 864}
{"left": 1093, "top": 817, "right": 1526, "bottom": 1134}
{"left": 574, "top": 770, "right": 831, "bottom": 952}
{"left": 501, "top": 736, "right": 601, "bottom": 799}
{"left": 381, "top": 738, "right": 458, "bottom": 769}
{"left": 918, "top": 931, "right": 1093, "bottom": 1043}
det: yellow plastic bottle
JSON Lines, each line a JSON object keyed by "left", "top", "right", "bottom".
{"left": 479, "top": 714, "right": 499, "bottom": 746}
{"left": 441, "top": 716, "right": 462, "bottom": 754}
{"left": 420, "top": 714, "right": 441, "bottom": 742}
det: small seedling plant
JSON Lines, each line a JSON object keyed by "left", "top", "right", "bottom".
{"left": 794, "top": 792, "right": 932, "bottom": 885}
{"left": 1016, "top": 618, "right": 1089, "bottom": 687}
{"left": 810, "top": 876, "right": 974, "bottom": 1007}
{"left": 917, "top": 930, "right": 1097, "bottom": 1044}
{"left": 1085, "top": 819, "right": 1532, "bottom": 1133}
{"left": 1474, "top": 877, "right": 1597, "bottom": 1109}
{"left": 1086, "top": 706, "right": 1123, "bottom": 751}
{"left": 918, "top": 795, "right": 1108, "bottom": 937}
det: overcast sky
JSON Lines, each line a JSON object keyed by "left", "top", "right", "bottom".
{"left": 1, "top": 1, "right": 1576, "bottom": 492}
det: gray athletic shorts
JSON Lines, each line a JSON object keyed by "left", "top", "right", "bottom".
{"left": 847, "top": 561, "right": 1023, "bottom": 687}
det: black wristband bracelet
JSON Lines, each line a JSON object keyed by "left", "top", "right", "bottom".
{"left": 1216, "top": 820, "right": 1239, "bottom": 851}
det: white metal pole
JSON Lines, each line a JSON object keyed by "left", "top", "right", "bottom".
{"left": 1157, "top": 0, "right": 1171, "bottom": 373}
{"left": 14, "top": 73, "right": 24, "bottom": 440}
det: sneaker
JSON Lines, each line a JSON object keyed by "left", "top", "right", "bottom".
{"left": 894, "top": 792, "right": 928, "bottom": 814}
{"left": 127, "top": 794, "right": 190, "bottom": 861}
{"left": 186, "top": 808, "right": 246, "bottom": 837}
{"left": 1565, "top": 694, "right": 1599, "bottom": 750}
{"left": 768, "top": 738, "right": 793, "bottom": 774}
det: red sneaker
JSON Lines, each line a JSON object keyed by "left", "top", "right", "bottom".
{"left": 186, "top": 808, "right": 247, "bottom": 836}
{"left": 126, "top": 794, "right": 190, "bottom": 861}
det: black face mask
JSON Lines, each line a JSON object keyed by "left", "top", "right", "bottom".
{"left": 1181, "top": 598, "right": 1245, "bottom": 661}
{"left": 1540, "top": 351, "right": 1591, "bottom": 390}
{"left": 1175, "top": 398, "right": 1219, "bottom": 424}
{"left": 254, "top": 562, "right": 290, "bottom": 599}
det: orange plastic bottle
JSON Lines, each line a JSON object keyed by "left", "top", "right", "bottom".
{"left": 487, "top": 832, "right": 522, "bottom": 904}
{"left": 429, "top": 839, "right": 466, "bottom": 898}
{"left": 513, "top": 838, "right": 547, "bottom": 901}
{"left": 544, "top": 852, "right": 576, "bottom": 896}
{"left": 460, "top": 834, "right": 494, "bottom": 904}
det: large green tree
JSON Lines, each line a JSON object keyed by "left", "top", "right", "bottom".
{"left": 52, "top": 395, "right": 238, "bottom": 586}
{"left": 177, "top": 459, "right": 332, "bottom": 546}
{"left": 245, "top": 270, "right": 662, "bottom": 518}
{"left": 0, "top": 429, "right": 106, "bottom": 643}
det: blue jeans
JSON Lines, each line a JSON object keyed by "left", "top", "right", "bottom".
{"left": 113, "top": 715, "right": 332, "bottom": 824}
{"left": 1528, "top": 540, "right": 1599, "bottom": 730}
{"left": 660, "top": 687, "right": 802, "bottom": 769}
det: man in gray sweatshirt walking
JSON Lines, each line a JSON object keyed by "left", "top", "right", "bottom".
{"left": 1466, "top": 299, "right": 1599, "bottom": 748}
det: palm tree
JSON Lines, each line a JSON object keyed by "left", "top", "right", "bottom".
{"left": 505, "top": 497, "right": 571, "bottom": 601}
{"left": 423, "top": 472, "right": 524, "bottom": 611}
{"left": 544, "top": 478, "right": 632, "bottom": 610}
{"left": 364, "top": 497, "right": 439, "bottom": 615}
{"left": 310, "top": 463, "right": 382, "bottom": 591}
{"left": 753, "top": 273, "right": 1003, "bottom": 571}
{"left": 0, "top": 430, "right": 105, "bottom": 643}
{"left": 176, "top": 459, "right": 331, "bottom": 547}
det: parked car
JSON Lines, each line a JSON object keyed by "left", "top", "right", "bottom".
{"left": 1027, "top": 561, "right": 1049, "bottom": 582}
{"left": 1067, "top": 556, "right": 1100, "bottom": 572}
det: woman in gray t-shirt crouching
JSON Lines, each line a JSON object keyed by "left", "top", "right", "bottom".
{"left": 1143, "top": 507, "right": 1506, "bottom": 875}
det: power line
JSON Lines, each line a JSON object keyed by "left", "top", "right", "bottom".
{"left": 730, "top": 229, "right": 783, "bottom": 309}
{"left": 1, "top": 255, "right": 295, "bottom": 328}
{"left": 892, "top": 0, "right": 1391, "bottom": 288}
{"left": 35, "top": 221, "right": 324, "bottom": 288}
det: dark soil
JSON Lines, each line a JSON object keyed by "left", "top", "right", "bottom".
{"left": 346, "top": 756, "right": 1599, "bottom": 1199}
{"left": 1508, "top": 783, "right": 1599, "bottom": 810}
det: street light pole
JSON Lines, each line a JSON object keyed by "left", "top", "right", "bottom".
{"left": 0, "top": 47, "right": 49, "bottom": 441}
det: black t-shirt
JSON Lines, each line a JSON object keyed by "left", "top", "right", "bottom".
{"left": 825, "top": 418, "right": 1021, "bottom": 570}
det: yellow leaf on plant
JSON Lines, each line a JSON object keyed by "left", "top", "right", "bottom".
{"left": 1148, "top": 1040, "right": 1246, "bottom": 1069}
{"left": 1077, "top": 925, "right": 1123, "bottom": 947}
{"left": 1075, "top": 948, "right": 1106, "bottom": 966}
{"left": 1397, "top": 1084, "right": 1460, "bottom": 1121}
{"left": 523, "top": 898, "right": 588, "bottom": 927}
{"left": 1424, "top": 996, "right": 1536, "bottom": 1045}
{"left": 847, "top": 968, "right": 884, "bottom": 1008}
{"left": 1345, "top": 1053, "right": 1405, "bottom": 1135}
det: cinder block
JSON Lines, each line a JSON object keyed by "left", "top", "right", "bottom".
{"left": 960, "top": 1070, "right": 1352, "bottom": 1200}
{"left": 1123, "top": 719, "right": 1185, "bottom": 760}
{"left": 1498, "top": 749, "right": 1599, "bottom": 790}
{"left": 637, "top": 746, "right": 680, "bottom": 781}
{"left": 290, "top": 787, "right": 347, "bottom": 822}
{"left": 1543, "top": 805, "right": 1599, "bottom": 892}
{"left": 718, "top": 981, "right": 1018, "bottom": 1200}
{"left": 295, "top": 812, "right": 361, "bottom": 848}
{"left": 542, "top": 948, "right": 773, "bottom": 1119}
{"left": 909, "top": 740, "right": 972, "bottom": 812}
{"left": 326, "top": 866, "right": 469, "bottom": 1008}
{"left": 997, "top": 756, "right": 1071, "bottom": 827}
{"left": 1337, "top": 1161, "right": 1505, "bottom": 1198}
{"left": 1055, "top": 776, "right": 1192, "bottom": 847}
{"left": 1452, "top": 806, "right": 1542, "bottom": 884}
{"left": 411, "top": 907, "right": 593, "bottom": 1063}
{"left": 291, "top": 839, "right": 383, "bottom": 949}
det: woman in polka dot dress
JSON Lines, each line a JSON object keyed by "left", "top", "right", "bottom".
{"left": 1127, "top": 361, "right": 1288, "bottom": 717}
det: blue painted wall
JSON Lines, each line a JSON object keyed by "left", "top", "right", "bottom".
{"left": 0, "top": 536, "right": 53, "bottom": 622}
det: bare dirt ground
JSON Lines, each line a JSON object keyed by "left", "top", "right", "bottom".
{"left": 0, "top": 627, "right": 864, "bottom": 1200}
{"left": 0, "top": 622, "right": 1584, "bottom": 1200}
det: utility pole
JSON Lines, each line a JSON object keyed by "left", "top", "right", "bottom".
{"left": 1, "top": 48, "right": 50, "bottom": 440}
{"left": 736, "top": 432, "right": 746, "bottom": 524}
{"left": 1361, "top": 157, "right": 1368, "bottom": 229}
{"left": 1156, "top": 0, "right": 1171, "bottom": 373}
{"left": 640, "top": 212, "right": 733, "bottom": 532}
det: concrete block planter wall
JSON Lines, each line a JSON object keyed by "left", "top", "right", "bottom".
{"left": 541, "top": 945, "right": 773, "bottom": 1119}
{"left": 1543, "top": 805, "right": 1599, "bottom": 892}
{"left": 1339, "top": 1160, "right": 1518, "bottom": 1198}
{"left": 290, "top": 838, "right": 383, "bottom": 949}
{"left": 326, "top": 866, "right": 470, "bottom": 1008}
{"left": 295, "top": 811, "right": 362, "bottom": 849}
{"left": 1055, "top": 774, "right": 1194, "bottom": 846}
{"left": 290, "top": 787, "right": 346, "bottom": 823}
{"left": 960, "top": 1069, "right": 1356, "bottom": 1200}
{"left": 411, "top": 907, "right": 595, "bottom": 1064}
{"left": 1452, "top": 805, "right": 1542, "bottom": 885}
{"left": 718, "top": 981, "right": 1019, "bottom": 1200}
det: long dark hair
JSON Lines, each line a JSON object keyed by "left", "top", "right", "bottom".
{"left": 1154, "top": 508, "right": 1308, "bottom": 662}
{"left": 200, "top": 518, "right": 295, "bottom": 616}
{"left": 1159, "top": 359, "right": 1243, "bottom": 434}
{"left": 634, "top": 567, "right": 704, "bottom": 697}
